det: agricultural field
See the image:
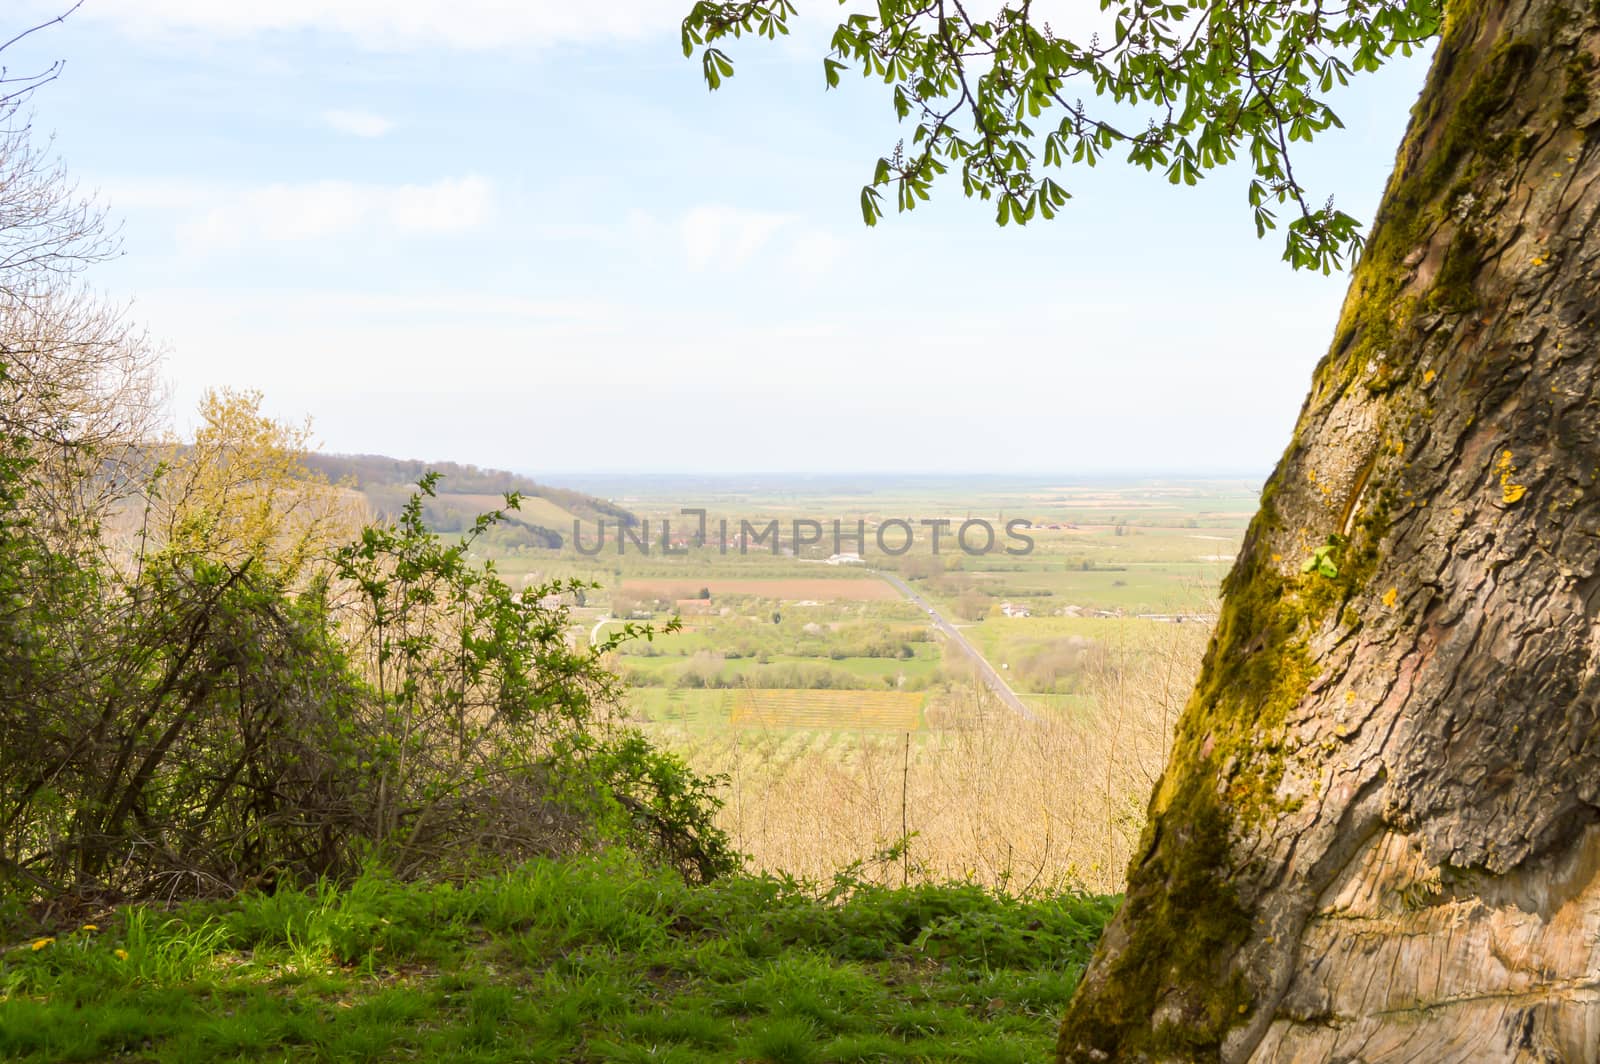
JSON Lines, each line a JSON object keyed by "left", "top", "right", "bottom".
{"left": 470, "top": 476, "right": 1252, "bottom": 742}
{"left": 432, "top": 474, "right": 1251, "bottom": 885}
{"left": 619, "top": 577, "right": 901, "bottom": 601}
{"left": 730, "top": 689, "right": 925, "bottom": 732}
{"left": 448, "top": 492, "right": 582, "bottom": 529}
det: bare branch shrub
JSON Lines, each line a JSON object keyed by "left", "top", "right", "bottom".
{"left": 664, "top": 617, "right": 1213, "bottom": 895}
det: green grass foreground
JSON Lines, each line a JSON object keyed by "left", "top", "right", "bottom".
{"left": 0, "top": 856, "right": 1115, "bottom": 1063}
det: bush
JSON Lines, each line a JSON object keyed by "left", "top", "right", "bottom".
{"left": 0, "top": 455, "right": 735, "bottom": 900}
{"left": 0, "top": 108, "right": 734, "bottom": 904}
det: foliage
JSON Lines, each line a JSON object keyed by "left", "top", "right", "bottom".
{"left": 1300, "top": 539, "right": 1341, "bottom": 579}
{"left": 149, "top": 388, "right": 358, "bottom": 582}
{"left": 330, "top": 471, "right": 737, "bottom": 882}
{"left": 2, "top": 411, "right": 734, "bottom": 898}
{"left": 681, "top": 0, "right": 1444, "bottom": 270}
{"left": 0, "top": 853, "right": 1115, "bottom": 1062}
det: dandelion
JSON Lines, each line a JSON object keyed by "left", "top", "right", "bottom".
{"left": 114, "top": 949, "right": 129, "bottom": 961}
{"left": 81, "top": 924, "right": 99, "bottom": 932}
{"left": 30, "top": 937, "right": 54, "bottom": 951}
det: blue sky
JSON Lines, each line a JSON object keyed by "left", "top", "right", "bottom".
{"left": 10, "top": 2, "right": 1434, "bottom": 475}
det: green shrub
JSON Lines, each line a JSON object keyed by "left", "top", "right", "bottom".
{"left": 0, "top": 458, "right": 733, "bottom": 900}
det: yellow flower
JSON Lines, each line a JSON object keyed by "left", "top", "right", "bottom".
{"left": 114, "top": 949, "right": 129, "bottom": 961}
{"left": 81, "top": 924, "right": 99, "bottom": 932}
{"left": 30, "top": 937, "right": 54, "bottom": 951}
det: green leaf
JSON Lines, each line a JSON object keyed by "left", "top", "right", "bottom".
{"left": 860, "top": 186, "right": 882, "bottom": 226}
{"left": 701, "top": 47, "right": 734, "bottom": 90}
{"left": 1301, "top": 544, "right": 1339, "bottom": 579}
{"left": 676, "top": 0, "right": 1437, "bottom": 267}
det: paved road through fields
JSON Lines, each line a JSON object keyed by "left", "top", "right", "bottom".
{"left": 874, "top": 570, "right": 1038, "bottom": 723}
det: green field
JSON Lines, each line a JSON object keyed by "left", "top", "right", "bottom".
{"left": 730, "top": 689, "right": 926, "bottom": 731}
{"left": 449, "top": 492, "right": 582, "bottom": 529}
{"left": 481, "top": 477, "right": 1249, "bottom": 732}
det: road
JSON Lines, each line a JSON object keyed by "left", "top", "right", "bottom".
{"left": 874, "top": 571, "right": 1038, "bottom": 723}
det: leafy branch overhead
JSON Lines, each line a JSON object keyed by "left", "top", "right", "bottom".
{"left": 681, "top": 0, "right": 1442, "bottom": 272}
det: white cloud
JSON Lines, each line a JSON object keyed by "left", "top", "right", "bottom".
{"left": 57, "top": 0, "right": 686, "bottom": 50}
{"left": 622, "top": 206, "right": 843, "bottom": 275}
{"left": 784, "top": 230, "right": 845, "bottom": 276}
{"left": 323, "top": 109, "right": 396, "bottom": 138}
{"left": 149, "top": 288, "right": 621, "bottom": 323}
{"left": 679, "top": 205, "right": 792, "bottom": 270}
{"left": 96, "top": 178, "right": 215, "bottom": 211}
{"left": 166, "top": 176, "right": 493, "bottom": 253}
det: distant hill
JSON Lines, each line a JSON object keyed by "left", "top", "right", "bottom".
{"left": 304, "top": 453, "right": 636, "bottom": 550}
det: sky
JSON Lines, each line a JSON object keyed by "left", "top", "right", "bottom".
{"left": 8, "top": 1, "right": 1435, "bottom": 476}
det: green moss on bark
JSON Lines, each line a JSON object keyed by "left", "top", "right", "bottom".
{"left": 1320, "top": 34, "right": 1536, "bottom": 398}
{"left": 1056, "top": 778, "right": 1253, "bottom": 1060}
{"left": 1429, "top": 227, "right": 1483, "bottom": 315}
{"left": 1057, "top": 485, "right": 1389, "bottom": 1061}
{"left": 1562, "top": 52, "right": 1595, "bottom": 122}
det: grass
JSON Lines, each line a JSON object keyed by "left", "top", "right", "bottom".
{"left": 0, "top": 855, "right": 1114, "bottom": 1063}
{"left": 1015, "top": 692, "right": 1095, "bottom": 720}
{"left": 968, "top": 565, "right": 1223, "bottom": 614}
{"left": 446, "top": 493, "right": 580, "bottom": 530}
{"left": 628, "top": 687, "right": 737, "bottom": 729}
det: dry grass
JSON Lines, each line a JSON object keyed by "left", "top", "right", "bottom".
{"left": 656, "top": 620, "right": 1211, "bottom": 895}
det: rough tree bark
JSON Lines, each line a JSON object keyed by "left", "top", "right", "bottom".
{"left": 1058, "top": 2, "right": 1600, "bottom": 1060}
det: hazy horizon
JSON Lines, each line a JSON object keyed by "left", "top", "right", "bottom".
{"left": 12, "top": 1, "right": 1433, "bottom": 475}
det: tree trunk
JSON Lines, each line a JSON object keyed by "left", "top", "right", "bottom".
{"left": 1058, "top": 2, "right": 1600, "bottom": 1060}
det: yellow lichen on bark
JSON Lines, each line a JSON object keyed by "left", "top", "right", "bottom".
{"left": 1497, "top": 450, "right": 1528, "bottom": 505}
